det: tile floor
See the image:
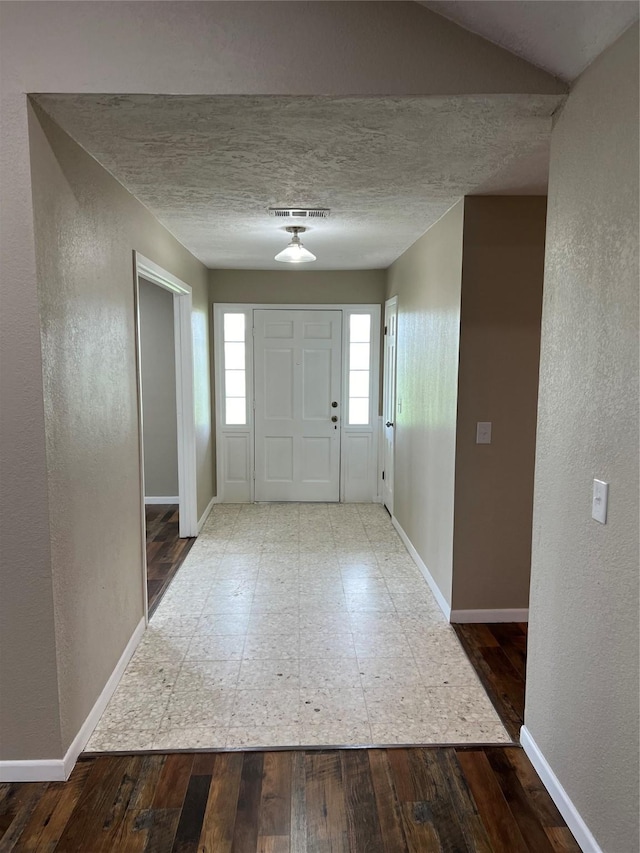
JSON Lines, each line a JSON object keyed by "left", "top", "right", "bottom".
{"left": 86, "top": 503, "right": 510, "bottom": 751}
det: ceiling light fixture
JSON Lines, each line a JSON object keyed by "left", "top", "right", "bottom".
{"left": 274, "top": 226, "right": 316, "bottom": 264}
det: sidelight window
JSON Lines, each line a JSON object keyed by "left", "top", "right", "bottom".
{"left": 223, "top": 313, "right": 247, "bottom": 425}
{"left": 348, "top": 314, "right": 371, "bottom": 425}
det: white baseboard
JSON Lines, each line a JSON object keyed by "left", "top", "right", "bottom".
{"left": 391, "top": 515, "right": 452, "bottom": 620}
{"left": 520, "top": 726, "right": 602, "bottom": 853}
{"left": 450, "top": 608, "right": 529, "bottom": 623}
{"left": 197, "top": 494, "right": 220, "bottom": 533}
{"left": 144, "top": 496, "right": 179, "bottom": 505}
{"left": 0, "top": 617, "right": 146, "bottom": 783}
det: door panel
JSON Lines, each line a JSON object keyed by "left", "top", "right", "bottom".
{"left": 254, "top": 309, "right": 342, "bottom": 501}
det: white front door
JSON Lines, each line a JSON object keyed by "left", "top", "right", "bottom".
{"left": 382, "top": 297, "right": 397, "bottom": 514}
{"left": 254, "top": 309, "right": 342, "bottom": 501}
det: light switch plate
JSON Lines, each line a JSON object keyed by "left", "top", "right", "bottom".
{"left": 592, "top": 479, "right": 609, "bottom": 524}
{"left": 476, "top": 422, "right": 492, "bottom": 444}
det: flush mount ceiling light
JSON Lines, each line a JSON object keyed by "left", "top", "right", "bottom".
{"left": 274, "top": 226, "right": 316, "bottom": 264}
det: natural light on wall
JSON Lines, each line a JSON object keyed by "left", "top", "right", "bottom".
{"left": 223, "top": 313, "right": 247, "bottom": 425}
{"left": 348, "top": 314, "right": 371, "bottom": 425}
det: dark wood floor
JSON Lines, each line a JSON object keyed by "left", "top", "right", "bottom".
{"left": 0, "top": 746, "right": 579, "bottom": 852}
{"left": 453, "top": 623, "right": 527, "bottom": 742}
{"left": 145, "top": 504, "right": 195, "bottom": 615}
{"left": 2, "top": 516, "right": 576, "bottom": 851}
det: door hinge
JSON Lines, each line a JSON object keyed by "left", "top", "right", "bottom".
{"left": 252, "top": 471, "right": 256, "bottom": 480}
{"left": 382, "top": 470, "right": 385, "bottom": 480}
{"left": 384, "top": 325, "right": 388, "bottom": 335}
{"left": 252, "top": 327, "right": 256, "bottom": 336}
{"left": 252, "top": 400, "right": 256, "bottom": 410}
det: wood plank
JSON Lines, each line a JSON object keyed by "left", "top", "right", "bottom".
{"left": 257, "top": 837, "right": 290, "bottom": 853}
{"left": 368, "top": 750, "right": 408, "bottom": 853}
{"left": 486, "top": 748, "right": 556, "bottom": 853}
{"left": 457, "top": 750, "right": 529, "bottom": 853}
{"left": 304, "top": 751, "right": 349, "bottom": 853}
{"left": 340, "top": 749, "right": 385, "bottom": 852}
{"left": 386, "top": 749, "right": 441, "bottom": 853}
{"left": 290, "top": 751, "right": 307, "bottom": 853}
{"left": 231, "top": 751, "right": 264, "bottom": 853}
{"left": 410, "top": 748, "right": 471, "bottom": 853}
{"left": 142, "top": 808, "right": 182, "bottom": 853}
{"left": 258, "top": 752, "right": 292, "bottom": 838}
{"left": 432, "top": 749, "right": 493, "bottom": 853}
{"left": 197, "top": 752, "right": 243, "bottom": 853}
{"left": 153, "top": 754, "right": 194, "bottom": 810}
{"left": 545, "top": 826, "right": 582, "bottom": 852}
{"left": 171, "top": 771, "right": 212, "bottom": 853}
{"left": 53, "top": 756, "right": 138, "bottom": 853}
{"left": 13, "top": 759, "right": 92, "bottom": 852}
{"left": 0, "top": 783, "right": 48, "bottom": 852}
{"left": 192, "top": 753, "right": 216, "bottom": 777}
{"left": 504, "top": 748, "right": 567, "bottom": 830}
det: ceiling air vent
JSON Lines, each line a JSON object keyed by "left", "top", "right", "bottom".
{"left": 268, "top": 207, "right": 330, "bottom": 219}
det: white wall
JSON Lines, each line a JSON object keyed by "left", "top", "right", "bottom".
{"left": 525, "top": 24, "right": 639, "bottom": 853}
{"left": 139, "top": 278, "right": 179, "bottom": 499}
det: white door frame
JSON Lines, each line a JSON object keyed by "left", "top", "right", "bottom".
{"left": 214, "top": 303, "right": 381, "bottom": 503}
{"left": 382, "top": 296, "right": 398, "bottom": 514}
{"left": 133, "top": 253, "right": 198, "bottom": 617}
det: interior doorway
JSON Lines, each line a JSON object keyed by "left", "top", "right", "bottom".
{"left": 382, "top": 296, "right": 398, "bottom": 515}
{"left": 133, "top": 252, "right": 198, "bottom": 619}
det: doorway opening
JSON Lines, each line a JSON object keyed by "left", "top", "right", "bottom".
{"left": 214, "top": 303, "right": 381, "bottom": 504}
{"left": 133, "top": 252, "right": 198, "bottom": 619}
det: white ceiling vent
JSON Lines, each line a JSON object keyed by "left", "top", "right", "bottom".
{"left": 268, "top": 207, "right": 330, "bottom": 219}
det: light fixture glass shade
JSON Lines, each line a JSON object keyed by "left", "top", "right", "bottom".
{"left": 275, "top": 233, "right": 316, "bottom": 263}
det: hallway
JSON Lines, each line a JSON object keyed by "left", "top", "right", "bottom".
{"left": 87, "top": 503, "right": 509, "bottom": 751}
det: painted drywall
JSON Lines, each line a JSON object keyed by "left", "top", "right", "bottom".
{"left": 525, "top": 24, "right": 639, "bottom": 853}
{"left": 0, "top": 0, "right": 563, "bottom": 767}
{"left": 21, "top": 104, "right": 213, "bottom": 757}
{"left": 452, "top": 197, "right": 546, "bottom": 611}
{"left": 139, "top": 278, "right": 179, "bottom": 498}
{"left": 386, "top": 203, "right": 464, "bottom": 605}
{"left": 210, "top": 269, "right": 386, "bottom": 306}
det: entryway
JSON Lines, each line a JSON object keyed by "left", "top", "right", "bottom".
{"left": 214, "top": 304, "right": 381, "bottom": 504}
{"left": 85, "top": 501, "right": 511, "bottom": 751}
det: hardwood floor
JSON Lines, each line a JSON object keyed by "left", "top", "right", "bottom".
{"left": 145, "top": 504, "right": 195, "bottom": 615}
{"left": 453, "top": 623, "right": 527, "bottom": 742}
{"left": 0, "top": 619, "right": 578, "bottom": 852}
{"left": 0, "top": 746, "right": 579, "bottom": 852}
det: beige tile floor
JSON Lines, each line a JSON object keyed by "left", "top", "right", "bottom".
{"left": 86, "top": 503, "right": 511, "bottom": 751}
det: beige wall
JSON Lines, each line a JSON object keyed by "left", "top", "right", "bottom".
{"left": 210, "top": 269, "right": 386, "bottom": 306}
{"left": 452, "top": 197, "right": 546, "bottom": 611}
{"left": 386, "top": 202, "right": 464, "bottom": 604}
{"left": 6, "top": 104, "right": 214, "bottom": 758}
{"left": 139, "top": 278, "right": 179, "bottom": 498}
{"left": 525, "top": 25, "right": 639, "bottom": 853}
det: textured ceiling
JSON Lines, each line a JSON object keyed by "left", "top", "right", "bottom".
{"left": 419, "top": 1, "right": 639, "bottom": 82}
{"left": 34, "top": 94, "right": 563, "bottom": 270}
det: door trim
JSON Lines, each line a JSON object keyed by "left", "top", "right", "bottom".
{"left": 214, "top": 303, "right": 381, "bottom": 503}
{"left": 133, "top": 252, "right": 198, "bottom": 620}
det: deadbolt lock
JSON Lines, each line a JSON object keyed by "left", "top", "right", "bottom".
{"left": 331, "top": 401, "right": 338, "bottom": 408}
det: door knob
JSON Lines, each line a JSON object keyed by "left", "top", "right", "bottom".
{"left": 331, "top": 415, "right": 338, "bottom": 422}
{"left": 386, "top": 421, "right": 394, "bottom": 428}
